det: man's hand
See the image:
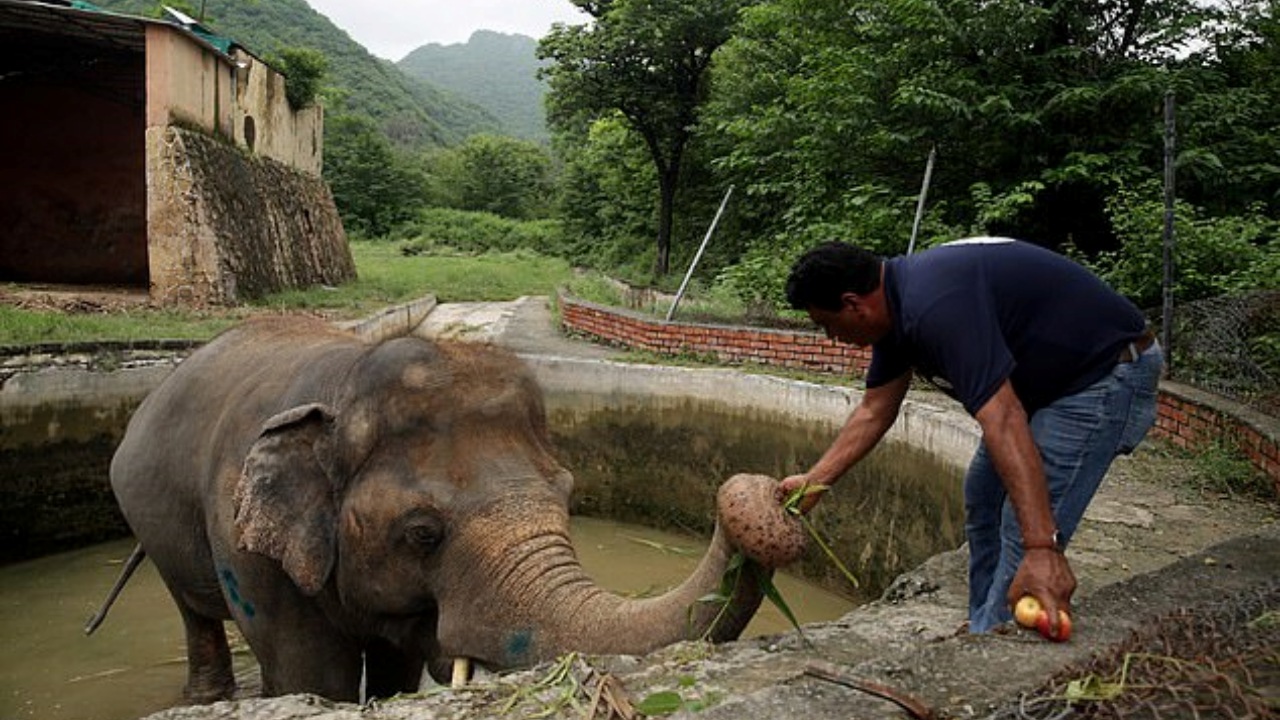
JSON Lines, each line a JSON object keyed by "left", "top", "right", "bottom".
{"left": 1007, "top": 548, "right": 1076, "bottom": 639}
{"left": 776, "top": 474, "right": 828, "bottom": 514}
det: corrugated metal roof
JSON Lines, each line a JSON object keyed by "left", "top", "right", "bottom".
{"left": 0, "top": 0, "right": 240, "bottom": 70}
{"left": 0, "top": 0, "right": 149, "bottom": 104}
{"left": 0, "top": 1, "right": 148, "bottom": 57}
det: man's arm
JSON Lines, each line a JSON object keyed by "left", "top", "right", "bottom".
{"left": 777, "top": 372, "right": 911, "bottom": 513}
{"left": 973, "top": 379, "right": 1076, "bottom": 634}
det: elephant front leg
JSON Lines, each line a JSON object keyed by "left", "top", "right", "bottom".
{"left": 237, "top": 600, "right": 364, "bottom": 701}
{"left": 364, "top": 638, "right": 425, "bottom": 700}
{"left": 177, "top": 605, "right": 236, "bottom": 703}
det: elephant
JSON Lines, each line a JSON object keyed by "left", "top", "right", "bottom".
{"left": 103, "top": 316, "right": 777, "bottom": 704}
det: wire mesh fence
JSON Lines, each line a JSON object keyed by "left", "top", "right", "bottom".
{"left": 1158, "top": 289, "right": 1280, "bottom": 416}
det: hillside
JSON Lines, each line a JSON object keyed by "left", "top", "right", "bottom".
{"left": 398, "top": 31, "right": 549, "bottom": 143}
{"left": 92, "top": 0, "right": 499, "bottom": 149}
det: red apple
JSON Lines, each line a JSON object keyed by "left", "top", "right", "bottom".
{"left": 1014, "top": 595, "right": 1072, "bottom": 642}
{"left": 1036, "top": 608, "right": 1073, "bottom": 642}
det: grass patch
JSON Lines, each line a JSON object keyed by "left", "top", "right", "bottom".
{"left": 0, "top": 241, "right": 577, "bottom": 346}
{"left": 1, "top": 239, "right": 790, "bottom": 347}
{"left": 0, "top": 304, "right": 240, "bottom": 347}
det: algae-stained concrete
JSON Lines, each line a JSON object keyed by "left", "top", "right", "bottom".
{"left": 146, "top": 126, "right": 353, "bottom": 305}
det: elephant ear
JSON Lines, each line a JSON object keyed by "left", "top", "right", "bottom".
{"left": 234, "top": 403, "right": 339, "bottom": 596}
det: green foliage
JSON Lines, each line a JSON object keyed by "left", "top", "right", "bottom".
{"left": 1070, "top": 181, "right": 1280, "bottom": 308}
{"left": 713, "top": 238, "right": 802, "bottom": 312}
{"left": 1183, "top": 441, "right": 1276, "bottom": 502}
{"left": 554, "top": 117, "right": 659, "bottom": 277}
{"left": 701, "top": 0, "right": 1227, "bottom": 254}
{"left": 323, "top": 115, "right": 427, "bottom": 237}
{"left": 540, "top": 0, "right": 757, "bottom": 275}
{"left": 0, "top": 304, "right": 237, "bottom": 346}
{"left": 268, "top": 46, "right": 327, "bottom": 110}
{"left": 348, "top": 242, "right": 573, "bottom": 303}
{"left": 635, "top": 686, "right": 723, "bottom": 715}
{"left": 256, "top": 241, "right": 575, "bottom": 308}
{"left": 782, "top": 484, "right": 860, "bottom": 590}
{"left": 395, "top": 208, "right": 566, "bottom": 257}
{"left": 424, "top": 134, "right": 556, "bottom": 220}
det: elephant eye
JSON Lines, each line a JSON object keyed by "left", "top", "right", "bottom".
{"left": 404, "top": 521, "right": 444, "bottom": 553}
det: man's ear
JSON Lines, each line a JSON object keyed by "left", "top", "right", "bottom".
{"left": 839, "top": 291, "right": 863, "bottom": 311}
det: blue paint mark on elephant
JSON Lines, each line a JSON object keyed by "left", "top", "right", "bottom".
{"left": 219, "top": 568, "right": 257, "bottom": 619}
{"left": 505, "top": 630, "right": 533, "bottom": 664}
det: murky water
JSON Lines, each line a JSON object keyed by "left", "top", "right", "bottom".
{"left": 0, "top": 521, "right": 852, "bottom": 720}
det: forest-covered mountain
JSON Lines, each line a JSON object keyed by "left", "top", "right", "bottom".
{"left": 398, "top": 31, "right": 549, "bottom": 143}
{"left": 92, "top": 0, "right": 500, "bottom": 149}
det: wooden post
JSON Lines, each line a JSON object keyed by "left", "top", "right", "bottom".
{"left": 1162, "top": 91, "right": 1176, "bottom": 374}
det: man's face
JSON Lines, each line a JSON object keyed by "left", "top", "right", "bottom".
{"left": 806, "top": 293, "right": 883, "bottom": 347}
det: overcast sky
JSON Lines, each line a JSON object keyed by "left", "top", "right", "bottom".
{"left": 305, "top": 0, "right": 590, "bottom": 61}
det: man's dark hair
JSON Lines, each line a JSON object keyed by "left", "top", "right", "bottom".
{"left": 785, "top": 241, "right": 883, "bottom": 311}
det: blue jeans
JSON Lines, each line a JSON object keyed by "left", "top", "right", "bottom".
{"left": 965, "top": 342, "right": 1163, "bottom": 632}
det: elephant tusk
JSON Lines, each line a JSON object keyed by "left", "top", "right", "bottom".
{"left": 451, "top": 657, "right": 471, "bottom": 688}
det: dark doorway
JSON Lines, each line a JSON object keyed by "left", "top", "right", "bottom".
{"left": 0, "top": 7, "right": 149, "bottom": 288}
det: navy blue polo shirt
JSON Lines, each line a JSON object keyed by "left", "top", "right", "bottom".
{"left": 866, "top": 238, "right": 1148, "bottom": 415}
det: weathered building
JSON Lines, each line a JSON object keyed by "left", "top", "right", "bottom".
{"left": 0, "top": 0, "right": 354, "bottom": 304}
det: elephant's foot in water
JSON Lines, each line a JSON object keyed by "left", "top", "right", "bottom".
{"left": 181, "top": 612, "right": 237, "bottom": 703}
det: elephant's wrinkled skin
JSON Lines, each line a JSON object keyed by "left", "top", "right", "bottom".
{"left": 108, "top": 317, "right": 767, "bottom": 704}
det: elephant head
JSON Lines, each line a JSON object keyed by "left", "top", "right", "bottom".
{"left": 229, "top": 333, "right": 782, "bottom": 688}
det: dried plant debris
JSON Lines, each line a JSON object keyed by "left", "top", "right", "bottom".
{"left": 986, "top": 581, "right": 1280, "bottom": 719}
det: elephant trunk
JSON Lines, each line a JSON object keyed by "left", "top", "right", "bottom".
{"left": 435, "top": 474, "right": 802, "bottom": 673}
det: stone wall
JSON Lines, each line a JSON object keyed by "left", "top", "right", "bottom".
{"left": 230, "top": 48, "right": 324, "bottom": 177}
{"left": 146, "top": 125, "right": 354, "bottom": 304}
{"left": 559, "top": 293, "right": 1280, "bottom": 491}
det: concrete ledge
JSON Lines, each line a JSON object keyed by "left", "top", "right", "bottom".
{"left": 524, "top": 355, "right": 980, "bottom": 471}
{"left": 339, "top": 295, "right": 438, "bottom": 342}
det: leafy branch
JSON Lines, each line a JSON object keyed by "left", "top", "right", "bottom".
{"left": 697, "top": 482, "right": 863, "bottom": 645}
{"left": 783, "top": 484, "right": 861, "bottom": 591}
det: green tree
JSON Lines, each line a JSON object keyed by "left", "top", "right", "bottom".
{"left": 539, "top": 0, "right": 757, "bottom": 275}
{"left": 269, "top": 46, "right": 328, "bottom": 110}
{"left": 554, "top": 117, "right": 659, "bottom": 275}
{"left": 1073, "top": 182, "right": 1279, "bottom": 309}
{"left": 426, "top": 134, "right": 556, "bottom": 220}
{"left": 1174, "top": 0, "right": 1280, "bottom": 218}
{"left": 705, "top": 0, "right": 1217, "bottom": 257}
{"left": 323, "top": 115, "right": 426, "bottom": 237}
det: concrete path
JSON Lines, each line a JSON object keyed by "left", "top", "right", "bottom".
{"left": 415, "top": 295, "right": 622, "bottom": 360}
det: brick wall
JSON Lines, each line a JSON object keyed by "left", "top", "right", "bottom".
{"left": 559, "top": 293, "right": 1280, "bottom": 493}
{"left": 1156, "top": 382, "right": 1280, "bottom": 488}
{"left": 560, "top": 295, "right": 873, "bottom": 375}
